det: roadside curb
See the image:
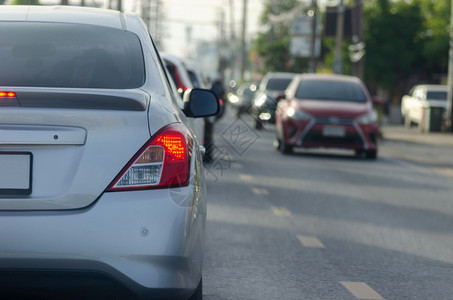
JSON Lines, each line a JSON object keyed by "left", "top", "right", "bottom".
{"left": 380, "top": 125, "right": 453, "bottom": 148}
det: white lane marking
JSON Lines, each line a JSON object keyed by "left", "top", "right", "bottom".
{"left": 270, "top": 206, "right": 292, "bottom": 217}
{"left": 433, "top": 167, "right": 453, "bottom": 177}
{"left": 297, "top": 235, "right": 325, "bottom": 248}
{"left": 252, "top": 187, "right": 269, "bottom": 196}
{"left": 232, "top": 163, "right": 243, "bottom": 169}
{"left": 340, "top": 282, "right": 384, "bottom": 300}
{"left": 239, "top": 174, "right": 253, "bottom": 181}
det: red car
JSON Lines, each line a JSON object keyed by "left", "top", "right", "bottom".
{"left": 275, "top": 74, "right": 379, "bottom": 159}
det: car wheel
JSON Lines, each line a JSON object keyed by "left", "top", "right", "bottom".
{"left": 189, "top": 277, "right": 202, "bottom": 300}
{"left": 365, "top": 150, "right": 377, "bottom": 159}
{"left": 355, "top": 150, "right": 364, "bottom": 157}
{"left": 279, "top": 138, "right": 293, "bottom": 155}
{"left": 255, "top": 118, "right": 263, "bottom": 130}
{"left": 404, "top": 116, "right": 412, "bottom": 128}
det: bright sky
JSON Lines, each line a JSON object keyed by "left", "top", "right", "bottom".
{"left": 156, "top": 0, "right": 265, "bottom": 58}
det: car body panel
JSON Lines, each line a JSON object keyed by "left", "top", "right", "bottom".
{"left": 293, "top": 99, "right": 371, "bottom": 119}
{"left": 252, "top": 72, "right": 296, "bottom": 125}
{"left": 401, "top": 84, "right": 448, "bottom": 126}
{"left": 0, "top": 5, "right": 210, "bottom": 297}
{"left": 275, "top": 74, "right": 378, "bottom": 155}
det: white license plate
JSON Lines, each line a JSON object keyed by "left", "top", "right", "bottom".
{"left": 0, "top": 153, "right": 32, "bottom": 195}
{"left": 322, "top": 126, "right": 346, "bottom": 137}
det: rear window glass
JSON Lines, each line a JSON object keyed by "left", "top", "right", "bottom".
{"left": 426, "top": 91, "right": 447, "bottom": 101}
{"left": 164, "top": 62, "right": 184, "bottom": 90}
{"left": 265, "top": 78, "right": 293, "bottom": 91}
{"left": 187, "top": 70, "right": 202, "bottom": 88}
{"left": 296, "top": 79, "right": 367, "bottom": 102}
{"left": 0, "top": 22, "right": 145, "bottom": 89}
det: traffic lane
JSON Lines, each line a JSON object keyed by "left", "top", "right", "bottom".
{"left": 203, "top": 171, "right": 453, "bottom": 300}
{"left": 205, "top": 215, "right": 453, "bottom": 299}
{"left": 203, "top": 113, "right": 453, "bottom": 299}
{"left": 205, "top": 145, "right": 453, "bottom": 262}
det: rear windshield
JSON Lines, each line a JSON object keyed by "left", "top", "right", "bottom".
{"left": 295, "top": 79, "right": 367, "bottom": 102}
{"left": 187, "top": 70, "right": 202, "bottom": 88}
{"left": 265, "top": 78, "right": 293, "bottom": 91}
{"left": 426, "top": 91, "right": 447, "bottom": 101}
{"left": 0, "top": 22, "right": 145, "bottom": 89}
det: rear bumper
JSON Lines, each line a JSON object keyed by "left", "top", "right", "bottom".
{"left": 0, "top": 188, "right": 206, "bottom": 299}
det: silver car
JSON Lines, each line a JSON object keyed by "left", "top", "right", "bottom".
{"left": 0, "top": 5, "right": 219, "bottom": 299}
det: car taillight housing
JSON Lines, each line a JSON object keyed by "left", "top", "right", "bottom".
{"left": 107, "top": 123, "right": 193, "bottom": 191}
{"left": 0, "top": 91, "right": 16, "bottom": 97}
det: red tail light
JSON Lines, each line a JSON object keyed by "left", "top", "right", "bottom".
{"left": 0, "top": 91, "right": 16, "bottom": 97}
{"left": 107, "top": 123, "right": 193, "bottom": 191}
{"left": 0, "top": 91, "right": 19, "bottom": 107}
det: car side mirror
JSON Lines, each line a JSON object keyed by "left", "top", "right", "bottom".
{"left": 183, "top": 88, "right": 220, "bottom": 118}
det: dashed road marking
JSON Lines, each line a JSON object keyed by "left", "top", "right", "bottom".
{"left": 297, "top": 235, "right": 325, "bottom": 248}
{"left": 239, "top": 174, "right": 253, "bottom": 181}
{"left": 433, "top": 167, "right": 453, "bottom": 177}
{"left": 340, "top": 282, "right": 384, "bottom": 300}
{"left": 270, "top": 206, "right": 292, "bottom": 217}
{"left": 252, "top": 187, "right": 269, "bottom": 196}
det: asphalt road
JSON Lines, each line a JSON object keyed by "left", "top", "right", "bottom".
{"left": 201, "top": 107, "right": 453, "bottom": 300}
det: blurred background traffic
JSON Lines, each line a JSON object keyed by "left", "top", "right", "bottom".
{"left": 3, "top": 0, "right": 452, "bottom": 133}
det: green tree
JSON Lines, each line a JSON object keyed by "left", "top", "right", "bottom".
{"left": 419, "top": 0, "right": 450, "bottom": 75}
{"left": 364, "top": 0, "right": 425, "bottom": 96}
{"left": 253, "top": 0, "right": 308, "bottom": 74}
{"left": 9, "top": 0, "right": 40, "bottom": 4}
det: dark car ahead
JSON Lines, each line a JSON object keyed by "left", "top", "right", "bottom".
{"left": 229, "top": 81, "right": 259, "bottom": 118}
{"left": 275, "top": 73, "right": 379, "bottom": 159}
{"left": 251, "top": 72, "right": 296, "bottom": 129}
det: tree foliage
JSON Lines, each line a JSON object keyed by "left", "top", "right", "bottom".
{"left": 364, "top": 0, "right": 425, "bottom": 90}
{"left": 363, "top": 0, "right": 450, "bottom": 101}
{"left": 253, "top": 0, "right": 450, "bottom": 98}
{"left": 419, "top": 0, "right": 450, "bottom": 75}
{"left": 253, "top": 0, "right": 308, "bottom": 73}
{"left": 9, "top": 0, "right": 40, "bottom": 4}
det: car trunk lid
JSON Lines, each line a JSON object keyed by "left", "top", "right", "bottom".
{"left": 0, "top": 88, "right": 151, "bottom": 210}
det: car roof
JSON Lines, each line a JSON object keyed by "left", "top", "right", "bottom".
{"left": 415, "top": 84, "right": 448, "bottom": 91}
{"left": 295, "top": 73, "right": 362, "bottom": 83}
{"left": 0, "top": 5, "right": 129, "bottom": 29}
{"left": 160, "top": 52, "right": 194, "bottom": 89}
{"left": 160, "top": 53, "right": 184, "bottom": 65}
{"left": 264, "top": 72, "right": 296, "bottom": 79}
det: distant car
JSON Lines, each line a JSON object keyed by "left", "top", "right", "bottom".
{"left": 251, "top": 72, "right": 296, "bottom": 129}
{"left": 229, "top": 81, "right": 259, "bottom": 117}
{"left": 275, "top": 73, "right": 379, "bottom": 159}
{"left": 0, "top": 5, "right": 219, "bottom": 299}
{"left": 401, "top": 84, "right": 448, "bottom": 129}
{"left": 161, "top": 53, "right": 217, "bottom": 163}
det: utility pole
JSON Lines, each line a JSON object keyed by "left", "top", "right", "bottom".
{"left": 229, "top": 0, "right": 237, "bottom": 80}
{"left": 309, "top": 0, "right": 318, "bottom": 73}
{"left": 334, "top": 0, "right": 345, "bottom": 74}
{"left": 351, "top": 0, "right": 364, "bottom": 79}
{"left": 240, "top": 0, "right": 248, "bottom": 80}
{"left": 447, "top": 0, "right": 453, "bottom": 131}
